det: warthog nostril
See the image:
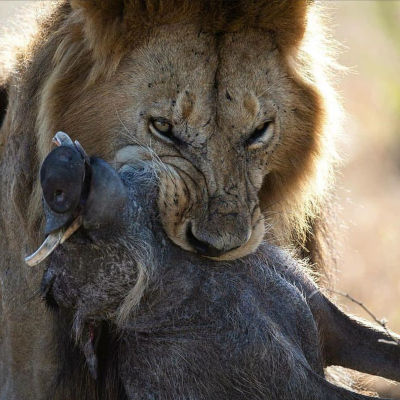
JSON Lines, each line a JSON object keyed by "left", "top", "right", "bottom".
{"left": 186, "top": 224, "right": 240, "bottom": 258}
{"left": 54, "top": 189, "right": 66, "bottom": 204}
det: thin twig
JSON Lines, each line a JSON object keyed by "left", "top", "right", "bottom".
{"left": 327, "top": 288, "right": 400, "bottom": 346}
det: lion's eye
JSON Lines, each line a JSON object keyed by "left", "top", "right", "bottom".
{"left": 245, "top": 121, "right": 274, "bottom": 150}
{"left": 149, "top": 118, "right": 181, "bottom": 145}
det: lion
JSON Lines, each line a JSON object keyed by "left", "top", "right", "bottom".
{"left": 0, "top": 0, "right": 340, "bottom": 398}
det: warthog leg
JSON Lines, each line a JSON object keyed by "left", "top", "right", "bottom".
{"left": 312, "top": 293, "right": 400, "bottom": 382}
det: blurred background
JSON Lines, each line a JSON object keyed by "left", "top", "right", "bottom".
{"left": 331, "top": 2, "right": 400, "bottom": 397}
{"left": 1, "top": 0, "right": 400, "bottom": 397}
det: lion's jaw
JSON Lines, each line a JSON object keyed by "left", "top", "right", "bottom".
{"left": 115, "top": 141, "right": 266, "bottom": 260}
{"left": 157, "top": 154, "right": 265, "bottom": 261}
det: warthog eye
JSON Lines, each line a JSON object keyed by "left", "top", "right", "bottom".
{"left": 245, "top": 121, "right": 274, "bottom": 150}
{"left": 149, "top": 117, "right": 181, "bottom": 145}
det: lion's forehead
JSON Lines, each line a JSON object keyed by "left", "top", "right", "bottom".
{"left": 119, "top": 25, "right": 287, "bottom": 136}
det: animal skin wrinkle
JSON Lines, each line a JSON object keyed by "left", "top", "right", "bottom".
{"left": 163, "top": 153, "right": 210, "bottom": 195}
{"left": 164, "top": 167, "right": 198, "bottom": 211}
{"left": 163, "top": 161, "right": 201, "bottom": 193}
{"left": 243, "top": 94, "right": 260, "bottom": 118}
{"left": 159, "top": 154, "right": 205, "bottom": 186}
{"left": 178, "top": 91, "right": 195, "bottom": 121}
{"left": 202, "top": 117, "right": 212, "bottom": 128}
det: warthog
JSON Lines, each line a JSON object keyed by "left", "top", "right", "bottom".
{"left": 26, "top": 134, "right": 400, "bottom": 400}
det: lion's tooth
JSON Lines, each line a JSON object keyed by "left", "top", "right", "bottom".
{"left": 25, "top": 230, "right": 64, "bottom": 267}
{"left": 25, "top": 216, "right": 83, "bottom": 267}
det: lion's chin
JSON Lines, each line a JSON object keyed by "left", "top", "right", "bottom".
{"left": 209, "top": 218, "right": 265, "bottom": 261}
{"left": 164, "top": 217, "right": 265, "bottom": 261}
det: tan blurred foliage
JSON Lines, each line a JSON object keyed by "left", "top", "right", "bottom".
{"left": 0, "top": 0, "right": 399, "bottom": 397}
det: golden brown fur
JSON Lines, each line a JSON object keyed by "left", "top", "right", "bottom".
{"left": 0, "top": 1, "right": 340, "bottom": 397}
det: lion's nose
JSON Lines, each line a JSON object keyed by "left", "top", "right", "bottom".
{"left": 187, "top": 225, "right": 227, "bottom": 257}
{"left": 186, "top": 223, "right": 248, "bottom": 258}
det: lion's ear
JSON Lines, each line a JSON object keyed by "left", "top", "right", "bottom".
{"left": 69, "top": 0, "right": 313, "bottom": 81}
{"left": 236, "top": 0, "right": 311, "bottom": 49}
{"left": 69, "top": 0, "right": 129, "bottom": 82}
{"left": 70, "top": 0, "right": 312, "bottom": 49}
{"left": 70, "top": 0, "right": 124, "bottom": 21}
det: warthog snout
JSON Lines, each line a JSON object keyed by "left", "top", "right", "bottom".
{"left": 40, "top": 131, "right": 127, "bottom": 234}
{"left": 26, "top": 132, "right": 127, "bottom": 266}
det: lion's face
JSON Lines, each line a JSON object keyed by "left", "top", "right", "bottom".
{"left": 37, "top": 14, "right": 319, "bottom": 261}
{"left": 106, "top": 24, "right": 316, "bottom": 259}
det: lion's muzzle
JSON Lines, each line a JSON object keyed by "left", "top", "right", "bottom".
{"left": 187, "top": 195, "right": 252, "bottom": 257}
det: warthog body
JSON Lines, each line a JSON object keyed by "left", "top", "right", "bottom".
{"left": 41, "top": 162, "right": 400, "bottom": 400}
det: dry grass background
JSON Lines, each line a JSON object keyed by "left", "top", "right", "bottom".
{"left": 1, "top": 0, "right": 399, "bottom": 398}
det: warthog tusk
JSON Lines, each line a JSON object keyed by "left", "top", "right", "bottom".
{"left": 25, "top": 216, "right": 83, "bottom": 267}
{"left": 52, "top": 131, "right": 74, "bottom": 147}
{"left": 60, "top": 216, "right": 82, "bottom": 244}
{"left": 25, "top": 231, "right": 63, "bottom": 267}
{"left": 74, "top": 140, "right": 90, "bottom": 165}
